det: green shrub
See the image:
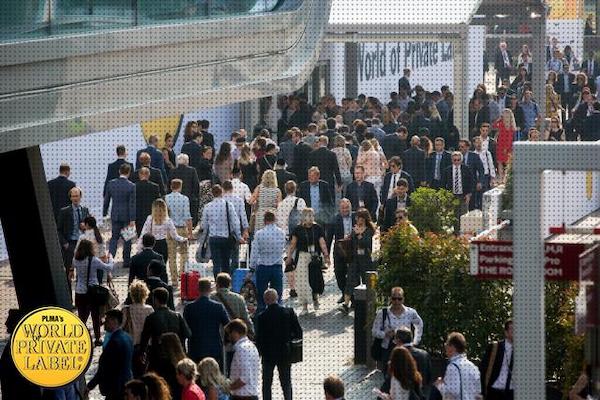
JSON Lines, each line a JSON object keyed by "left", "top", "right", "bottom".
{"left": 408, "top": 187, "right": 458, "bottom": 235}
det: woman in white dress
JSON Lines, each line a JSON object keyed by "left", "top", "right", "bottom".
{"left": 250, "top": 169, "right": 282, "bottom": 234}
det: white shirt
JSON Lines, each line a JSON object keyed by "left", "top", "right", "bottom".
{"left": 139, "top": 215, "right": 186, "bottom": 242}
{"left": 230, "top": 337, "right": 260, "bottom": 397}
{"left": 371, "top": 305, "right": 424, "bottom": 348}
{"left": 437, "top": 353, "right": 481, "bottom": 400}
{"left": 491, "top": 341, "right": 513, "bottom": 390}
{"left": 480, "top": 137, "right": 490, "bottom": 154}
{"left": 276, "top": 195, "right": 306, "bottom": 234}
{"left": 232, "top": 178, "right": 252, "bottom": 203}
{"left": 390, "top": 377, "right": 411, "bottom": 400}
{"left": 475, "top": 150, "right": 496, "bottom": 178}
{"left": 452, "top": 166, "right": 463, "bottom": 195}
{"left": 388, "top": 173, "right": 401, "bottom": 199}
{"left": 224, "top": 193, "right": 249, "bottom": 230}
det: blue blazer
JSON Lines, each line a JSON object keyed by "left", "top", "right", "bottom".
{"left": 462, "top": 151, "right": 485, "bottom": 185}
{"left": 425, "top": 151, "right": 452, "bottom": 184}
{"left": 345, "top": 181, "right": 378, "bottom": 219}
{"left": 89, "top": 329, "right": 133, "bottom": 398}
{"left": 136, "top": 145, "right": 167, "bottom": 182}
{"left": 183, "top": 296, "right": 230, "bottom": 362}
{"left": 103, "top": 159, "right": 133, "bottom": 196}
{"left": 103, "top": 177, "right": 136, "bottom": 222}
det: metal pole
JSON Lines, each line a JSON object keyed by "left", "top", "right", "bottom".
{"left": 453, "top": 34, "right": 469, "bottom": 139}
{"left": 531, "top": 14, "right": 546, "bottom": 118}
{"left": 354, "top": 284, "right": 368, "bottom": 365}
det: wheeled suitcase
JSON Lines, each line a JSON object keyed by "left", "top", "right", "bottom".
{"left": 180, "top": 262, "right": 201, "bottom": 301}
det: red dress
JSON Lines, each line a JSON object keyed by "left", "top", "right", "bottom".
{"left": 493, "top": 120, "right": 515, "bottom": 164}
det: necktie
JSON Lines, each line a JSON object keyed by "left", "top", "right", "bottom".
{"left": 505, "top": 350, "right": 513, "bottom": 391}
{"left": 391, "top": 174, "right": 397, "bottom": 197}
{"left": 464, "top": 153, "right": 468, "bottom": 166}
{"left": 77, "top": 208, "right": 82, "bottom": 225}
{"left": 435, "top": 155, "right": 441, "bottom": 180}
{"left": 454, "top": 167, "right": 460, "bottom": 194}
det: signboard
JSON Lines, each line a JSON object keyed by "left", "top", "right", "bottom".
{"left": 470, "top": 240, "right": 586, "bottom": 280}
{"left": 578, "top": 244, "right": 600, "bottom": 332}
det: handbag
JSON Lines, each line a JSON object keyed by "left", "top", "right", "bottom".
{"left": 335, "top": 238, "right": 352, "bottom": 264}
{"left": 308, "top": 255, "right": 325, "bottom": 294}
{"left": 86, "top": 257, "right": 109, "bottom": 307}
{"left": 225, "top": 201, "right": 237, "bottom": 247}
{"left": 288, "top": 338, "right": 303, "bottom": 364}
{"left": 370, "top": 308, "right": 388, "bottom": 360}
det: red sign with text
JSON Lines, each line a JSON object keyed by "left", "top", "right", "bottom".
{"left": 470, "top": 240, "right": 586, "bottom": 280}
{"left": 579, "top": 244, "right": 600, "bottom": 329}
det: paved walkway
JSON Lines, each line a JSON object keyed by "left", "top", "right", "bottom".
{"left": 0, "top": 238, "right": 383, "bottom": 399}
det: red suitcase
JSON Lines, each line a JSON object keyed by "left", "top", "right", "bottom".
{"left": 180, "top": 271, "right": 200, "bottom": 301}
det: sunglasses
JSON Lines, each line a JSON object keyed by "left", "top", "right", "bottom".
{"left": 391, "top": 297, "right": 404, "bottom": 301}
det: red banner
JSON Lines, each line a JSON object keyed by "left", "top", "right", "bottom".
{"left": 470, "top": 240, "right": 586, "bottom": 280}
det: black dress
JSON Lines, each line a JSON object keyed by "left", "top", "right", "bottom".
{"left": 345, "top": 227, "right": 374, "bottom": 295}
{"left": 239, "top": 161, "right": 259, "bottom": 192}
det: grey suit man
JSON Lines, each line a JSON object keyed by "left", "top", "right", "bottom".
{"left": 103, "top": 163, "right": 136, "bottom": 267}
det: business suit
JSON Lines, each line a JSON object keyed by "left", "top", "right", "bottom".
{"left": 382, "top": 195, "right": 412, "bottom": 232}
{"left": 136, "top": 145, "right": 167, "bottom": 183}
{"left": 183, "top": 296, "right": 230, "bottom": 367}
{"left": 169, "top": 164, "right": 200, "bottom": 226}
{"left": 291, "top": 141, "right": 313, "bottom": 182}
{"left": 140, "top": 306, "right": 191, "bottom": 368}
{"left": 462, "top": 151, "right": 485, "bottom": 210}
{"left": 297, "top": 180, "right": 335, "bottom": 229}
{"left": 308, "top": 147, "right": 342, "bottom": 191}
{"left": 380, "top": 170, "right": 415, "bottom": 203}
{"left": 144, "top": 276, "right": 175, "bottom": 310}
{"left": 47, "top": 175, "right": 76, "bottom": 221}
{"left": 104, "top": 177, "right": 136, "bottom": 266}
{"left": 180, "top": 141, "right": 204, "bottom": 176}
{"left": 276, "top": 169, "right": 297, "bottom": 197}
{"left": 129, "top": 248, "right": 166, "bottom": 284}
{"left": 256, "top": 303, "right": 302, "bottom": 400}
{"left": 402, "top": 147, "right": 426, "bottom": 186}
{"left": 480, "top": 340, "right": 513, "bottom": 400}
{"left": 104, "top": 159, "right": 133, "bottom": 197}
{"left": 345, "top": 180, "right": 378, "bottom": 219}
{"left": 442, "top": 164, "right": 474, "bottom": 233}
{"left": 134, "top": 180, "right": 160, "bottom": 236}
{"left": 582, "top": 59, "right": 599, "bottom": 91}
{"left": 133, "top": 166, "right": 166, "bottom": 197}
{"left": 495, "top": 49, "right": 513, "bottom": 86}
{"left": 88, "top": 329, "right": 133, "bottom": 400}
{"left": 398, "top": 76, "right": 411, "bottom": 94}
{"left": 425, "top": 151, "right": 451, "bottom": 189}
{"left": 555, "top": 72, "right": 576, "bottom": 120}
{"left": 327, "top": 212, "right": 356, "bottom": 293}
{"left": 57, "top": 204, "right": 90, "bottom": 270}
{"left": 469, "top": 105, "right": 491, "bottom": 138}
{"left": 381, "top": 134, "right": 408, "bottom": 160}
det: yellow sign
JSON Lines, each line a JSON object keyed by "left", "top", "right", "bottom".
{"left": 140, "top": 115, "right": 183, "bottom": 148}
{"left": 548, "top": 0, "right": 583, "bottom": 20}
{"left": 10, "top": 307, "right": 93, "bottom": 388}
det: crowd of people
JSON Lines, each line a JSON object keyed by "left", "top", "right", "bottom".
{"left": 4, "top": 37, "right": 599, "bottom": 399}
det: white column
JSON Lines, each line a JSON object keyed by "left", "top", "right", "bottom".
{"left": 453, "top": 33, "right": 470, "bottom": 139}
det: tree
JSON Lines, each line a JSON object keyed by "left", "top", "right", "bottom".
{"left": 408, "top": 187, "right": 458, "bottom": 235}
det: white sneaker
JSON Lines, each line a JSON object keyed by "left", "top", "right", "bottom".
{"left": 313, "top": 299, "right": 320, "bottom": 310}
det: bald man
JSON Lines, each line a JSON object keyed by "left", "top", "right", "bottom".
{"left": 133, "top": 152, "right": 166, "bottom": 196}
{"left": 255, "top": 289, "right": 302, "bottom": 400}
{"left": 402, "top": 135, "right": 426, "bottom": 187}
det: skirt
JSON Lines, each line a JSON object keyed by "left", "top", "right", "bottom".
{"left": 295, "top": 251, "right": 314, "bottom": 305}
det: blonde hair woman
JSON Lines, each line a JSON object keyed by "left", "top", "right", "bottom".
{"left": 139, "top": 199, "right": 187, "bottom": 275}
{"left": 250, "top": 169, "right": 282, "bottom": 234}
{"left": 492, "top": 109, "right": 517, "bottom": 183}
{"left": 122, "top": 279, "right": 153, "bottom": 377}
{"left": 285, "top": 208, "right": 330, "bottom": 315}
{"left": 545, "top": 83, "right": 562, "bottom": 121}
{"left": 197, "top": 357, "right": 231, "bottom": 400}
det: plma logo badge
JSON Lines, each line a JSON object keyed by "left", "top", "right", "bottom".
{"left": 10, "top": 306, "right": 93, "bottom": 388}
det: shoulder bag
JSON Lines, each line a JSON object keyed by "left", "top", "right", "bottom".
{"left": 86, "top": 257, "right": 109, "bottom": 307}
{"left": 225, "top": 202, "right": 237, "bottom": 247}
{"left": 287, "top": 308, "right": 303, "bottom": 364}
{"left": 370, "top": 308, "right": 389, "bottom": 361}
{"left": 306, "top": 226, "right": 325, "bottom": 294}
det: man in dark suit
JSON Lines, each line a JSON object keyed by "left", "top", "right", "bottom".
{"left": 398, "top": 68, "right": 412, "bottom": 94}
{"left": 458, "top": 139, "right": 485, "bottom": 210}
{"left": 183, "top": 278, "right": 230, "bottom": 369}
{"left": 199, "top": 119, "right": 215, "bottom": 150}
{"left": 47, "top": 163, "right": 76, "bottom": 221}
{"left": 169, "top": 153, "right": 200, "bottom": 226}
{"left": 402, "top": 136, "right": 426, "bottom": 187}
{"left": 426, "top": 138, "right": 452, "bottom": 189}
{"left": 274, "top": 159, "right": 297, "bottom": 197}
{"left": 87, "top": 310, "right": 133, "bottom": 400}
{"left": 134, "top": 152, "right": 165, "bottom": 197}
{"left": 181, "top": 133, "right": 204, "bottom": 177}
{"left": 469, "top": 97, "right": 491, "bottom": 139}
{"left": 442, "top": 152, "right": 474, "bottom": 234}
{"left": 297, "top": 167, "right": 335, "bottom": 226}
{"left": 382, "top": 178, "right": 412, "bottom": 233}
{"left": 136, "top": 134, "right": 167, "bottom": 183}
{"left": 555, "top": 63, "right": 576, "bottom": 121}
{"left": 140, "top": 287, "right": 190, "bottom": 368}
{"left": 144, "top": 263, "right": 175, "bottom": 310}
{"left": 104, "top": 163, "right": 136, "bottom": 268}
{"left": 129, "top": 234, "right": 167, "bottom": 284}
{"left": 256, "top": 289, "right": 302, "bottom": 400}
{"left": 134, "top": 167, "right": 161, "bottom": 236}
{"left": 480, "top": 320, "right": 514, "bottom": 400}
{"left": 582, "top": 51, "right": 599, "bottom": 92}
{"left": 478, "top": 123, "right": 497, "bottom": 166}
{"left": 291, "top": 131, "right": 313, "bottom": 182}
{"left": 104, "top": 145, "right": 133, "bottom": 197}
{"left": 57, "top": 187, "right": 89, "bottom": 280}
{"left": 494, "top": 42, "right": 513, "bottom": 88}
{"left": 381, "top": 156, "right": 415, "bottom": 203}
{"left": 308, "top": 136, "right": 342, "bottom": 194}
{"left": 327, "top": 199, "right": 356, "bottom": 302}
{"left": 344, "top": 133, "right": 359, "bottom": 163}
{"left": 345, "top": 166, "right": 378, "bottom": 220}
{"left": 583, "top": 102, "right": 600, "bottom": 141}
{"left": 381, "top": 127, "right": 409, "bottom": 160}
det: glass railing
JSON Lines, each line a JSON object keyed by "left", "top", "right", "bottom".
{"left": 0, "top": 0, "right": 286, "bottom": 43}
